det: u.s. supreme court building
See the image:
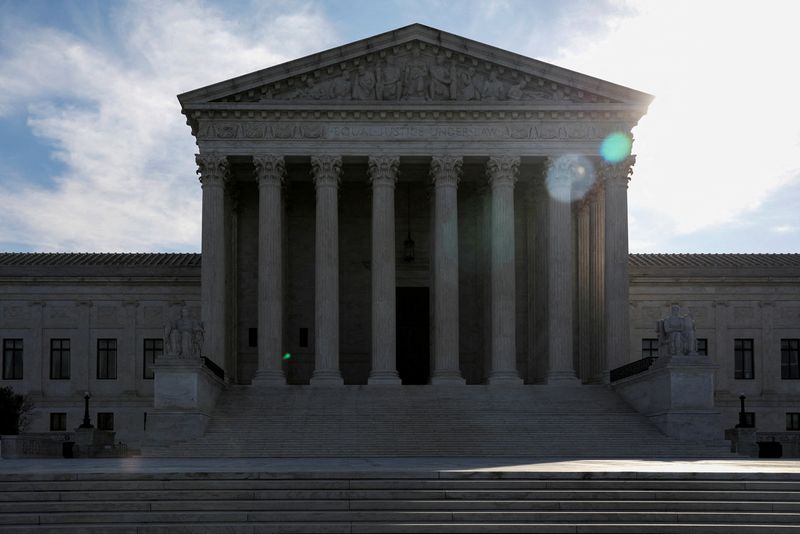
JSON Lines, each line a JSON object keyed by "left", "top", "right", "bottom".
{"left": 2, "top": 25, "right": 799, "bottom": 455}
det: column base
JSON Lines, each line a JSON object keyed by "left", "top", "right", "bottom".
{"left": 431, "top": 371, "right": 466, "bottom": 385}
{"left": 368, "top": 370, "right": 401, "bottom": 385}
{"left": 251, "top": 369, "right": 287, "bottom": 386}
{"left": 310, "top": 369, "right": 344, "bottom": 387}
{"left": 546, "top": 370, "right": 581, "bottom": 385}
{"left": 487, "top": 371, "right": 523, "bottom": 385}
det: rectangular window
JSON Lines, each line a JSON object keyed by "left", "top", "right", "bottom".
{"left": 734, "top": 338, "right": 754, "bottom": 379}
{"left": 641, "top": 338, "right": 659, "bottom": 358}
{"left": 97, "top": 339, "right": 117, "bottom": 380}
{"left": 781, "top": 339, "right": 800, "bottom": 379}
{"left": 248, "top": 328, "right": 257, "bottom": 348}
{"left": 787, "top": 413, "right": 800, "bottom": 431}
{"left": 49, "top": 412, "right": 66, "bottom": 431}
{"left": 143, "top": 338, "right": 162, "bottom": 380}
{"left": 2, "top": 339, "right": 23, "bottom": 380}
{"left": 50, "top": 338, "right": 71, "bottom": 379}
{"left": 97, "top": 412, "right": 114, "bottom": 431}
{"left": 696, "top": 338, "right": 708, "bottom": 356}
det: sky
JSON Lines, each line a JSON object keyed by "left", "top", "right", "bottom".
{"left": 0, "top": 0, "right": 798, "bottom": 253}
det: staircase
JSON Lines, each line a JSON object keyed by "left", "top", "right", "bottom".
{"left": 144, "top": 385, "right": 731, "bottom": 458}
{"left": 1, "top": 470, "right": 798, "bottom": 532}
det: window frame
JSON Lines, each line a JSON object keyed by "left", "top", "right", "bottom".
{"left": 787, "top": 413, "right": 800, "bottom": 431}
{"left": 50, "top": 338, "right": 71, "bottom": 380}
{"left": 781, "top": 339, "right": 800, "bottom": 380}
{"left": 97, "top": 412, "right": 114, "bottom": 431}
{"left": 2, "top": 338, "right": 23, "bottom": 380}
{"left": 734, "top": 338, "right": 755, "bottom": 380}
{"left": 641, "top": 338, "right": 659, "bottom": 359}
{"left": 96, "top": 338, "right": 117, "bottom": 380}
{"left": 49, "top": 412, "right": 66, "bottom": 432}
{"left": 143, "top": 338, "right": 162, "bottom": 380}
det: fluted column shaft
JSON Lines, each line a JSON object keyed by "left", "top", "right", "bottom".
{"left": 368, "top": 156, "right": 401, "bottom": 385}
{"left": 430, "top": 156, "right": 465, "bottom": 384}
{"left": 311, "top": 156, "right": 344, "bottom": 386}
{"left": 602, "top": 156, "right": 635, "bottom": 372}
{"left": 546, "top": 157, "right": 580, "bottom": 384}
{"left": 589, "top": 185, "right": 606, "bottom": 382}
{"left": 197, "top": 153, "right": 229, "bottom": 368}
{"left": 487, "top": 156, "right": 522, "bottom": 384}
{"left": 253, "top": 155, "right": 286, "bottom": 385}
{"left": 577, "top": 199, "right": 591, "bottom": 382}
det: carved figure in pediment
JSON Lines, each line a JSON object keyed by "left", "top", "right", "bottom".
{"left": 402, "top": 49, "right": 428, "bottom": 100}
{"left": 507, "top": 81, "right": 526, "bottom": 100}
{"left": 295, "top": 77, "right": 327, "bottom": 100}
{"left": 481, "top": 71, "right": 507, "bottom": 100}
{"left": 376, "top": 55, "right": 402, "bottom": 100}
{"left": 429, "top": 55, "right": 455, "bottom": 100}
{"left": 352, "top": 65, "right": 376, "bottom": 100}
{"left": 329, "top": 71, "right": 352, "bottom": 100}
{"left": 455, "top": 67, "right": 479, "bottom": 100}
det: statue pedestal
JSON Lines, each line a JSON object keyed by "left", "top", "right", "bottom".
{"left": 613, "top": 354, "right": 722, "bottom": 442}
{"left": 724, "top": 427, "right": 759, "bottom": 457}
{"left": 145, "top": 357, "right": 225, "bottom": 446}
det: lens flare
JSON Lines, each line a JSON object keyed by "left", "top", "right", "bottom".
{"left": 282, "top": 353, "right": 292, "bottom": 360}
{"left": 600, "top": 132, "right": 632, "bottom": 163}
{"left": 545, "top": 155, "right": 596, "bottom": 202}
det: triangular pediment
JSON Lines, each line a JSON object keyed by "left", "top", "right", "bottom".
{"left": 179, "top": 24, "right": 652, "bottom": 109}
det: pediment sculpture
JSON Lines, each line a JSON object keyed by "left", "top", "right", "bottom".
{"left": 215, "top": 44, "right": 615, "bottom": 105}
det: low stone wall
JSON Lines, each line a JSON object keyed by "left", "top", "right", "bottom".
{"left": 0, "top": 433, "right": 71, "bottom": 458}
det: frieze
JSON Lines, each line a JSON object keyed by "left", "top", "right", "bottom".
{"left": 213, "top": 42, "right": 617, "bottom": 105}
{"left": 199, "top": 120, "right": 629, "bottom": 142}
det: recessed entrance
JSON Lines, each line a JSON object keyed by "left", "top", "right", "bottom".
{"left": 396, "top": 287, "right": 430, "bottom": 384}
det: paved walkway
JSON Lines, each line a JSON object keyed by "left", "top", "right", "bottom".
{"left": 1, "top": 457, "right": 799, "bottom": 476}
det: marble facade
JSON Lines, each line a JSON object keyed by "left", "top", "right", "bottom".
{"left": 1, "top": 26, "right": 798, "bottom": 450}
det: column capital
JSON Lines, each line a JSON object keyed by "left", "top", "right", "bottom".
{"left": 486, "top": 156, "right": 520, "bottom": 188}
{"left": 367, "top": 155, "right": 400, "bottom": 187}
{"left": 196, "top": 153, "right": 230, "bottom": 187}
{"left": 310, "top": 155, "right": 342, "bottom": 188}
{"left": 430, "top": 156, "right": 462, "bottom": 187}
{"left": 598, "top": 155, "right": 636, "bottom": 187}
{"left": 253, "top": 155, "right": 286, "bottom": 187}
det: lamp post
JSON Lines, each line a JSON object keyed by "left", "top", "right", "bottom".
{"left": 79, "top": 391, "right": 93, "bottom": 429}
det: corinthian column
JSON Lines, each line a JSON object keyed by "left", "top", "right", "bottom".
{"left": 601, "top": 156, "right": 635, "bottom": 372}
{"left": 430, "top": 156, "right": 465, "bottom": 384}
{"left": 252, "top": 155, "right": 286, "bottom": 386}
{"left": 486, "top": 156, "right": 522, "bottom": 384}
{"left": 545, "top": 156, "right": 580, "bottom": 384}
{"left": 589, "top": 184, "right": 606, "bottom": 383}
{"left": 197, "top": 153, "right": 229, "bottom": 369}
{"left": 368, "top": 156, "right": 401, "bottom": 385}
{"left": 310, "top": 156, "right": 344, "bottom": 386}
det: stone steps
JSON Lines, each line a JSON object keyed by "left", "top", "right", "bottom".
{"left": 144, "top": 385, "right": 732, "bottom": 458}
{"left": 1, "top": 472, "right": 799, "bottom": 532}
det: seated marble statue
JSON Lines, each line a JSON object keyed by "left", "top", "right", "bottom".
{"left": 165, "top": 306, "right": 204, "bottom": 358}
{"left": 656, "top": 304, "right": 697, "bottom": 356}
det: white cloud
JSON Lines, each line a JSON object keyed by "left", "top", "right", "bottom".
{"left": 545, "top": 0, "right": 800, "bottom": 251}
{"left": 0, "top": 0, "right": 337, "bottom": 251}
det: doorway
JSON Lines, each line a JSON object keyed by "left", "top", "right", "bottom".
{"left": 396, "top": 287, "right": 430, "bottom": 384}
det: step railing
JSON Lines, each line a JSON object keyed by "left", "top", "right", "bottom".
{"left": 610, "top": 356, "right": 657, "bottom": 382}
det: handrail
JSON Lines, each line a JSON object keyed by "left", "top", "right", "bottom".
{"left": 610, "top": 356, "right": 658, "bottom": 382}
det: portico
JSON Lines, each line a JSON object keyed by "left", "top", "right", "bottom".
{"left": 180, "top": 24, "right": 651, "bottom": 387}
